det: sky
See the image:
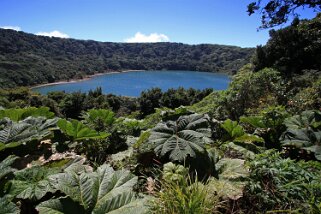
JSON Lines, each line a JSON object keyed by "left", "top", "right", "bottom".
{"left": 0, "top": 0, "right": 318, "bottom": 47}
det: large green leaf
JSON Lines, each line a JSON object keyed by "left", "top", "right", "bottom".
{"left": 0, "top": 107, "right": 55, "bottom": 121}
{"left": 37, "top": 197, "right": 85, "bottom": 214}
{"left": 148, "top": 114, "right": 212, "bottom": 162}
{"left": 9, "top": 165, "right": 59, "bottom": 200}
{"left": 0, "top": 155, "right": 17, "bottom": 181}
{"left": 162, "top": 162, "right": 188, "bottom": 183}
{"left": 38, "top": 164, "right": 148, "bottom": 214}
{"left": 83, "top": 109, "right": 115, "bottom": 130}
{"left": 221, "top": 119, "right": 244, "bottom": 139}
{"left": 240, "top": 116, "right": 266, "bottom": 128}
{"left": 284, "top": 110, "right": 321, "bottom": 130}
{"left": 281, "top": 110, "right": 321, "bottom": 160}
{"left": 208, "top": 158, "right": 249, "bottom": 200}
{"left": 57, "top": 119, "right": 109, "bottom": 141}
{"left": 0, "top": 117, "right": 58, "bottom": 152}
{"left": 8, "top": 158, "right": 90, "bottom": 201}
{"left": 0, "top": 196, "right": 19, "bottom": 214}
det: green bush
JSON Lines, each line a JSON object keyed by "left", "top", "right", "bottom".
{"left": 243, "top": 150, "right": 321, "bottom": 213}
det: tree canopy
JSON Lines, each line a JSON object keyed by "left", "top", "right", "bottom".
{"left": 247, "top": 0, "right": 321, "bottom": 28}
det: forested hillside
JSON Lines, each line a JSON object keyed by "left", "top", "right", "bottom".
{"left": 0, "top": 29, "right": 254, "bottom": 88}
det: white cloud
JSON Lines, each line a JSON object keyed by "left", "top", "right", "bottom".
{"left": 0, "top": 26, "right": 21, "bottom": 31}
{"left": 36, "top": 30, "right": 69, "bottom": 38}
{"left": 125, "top": 32, "right": 170, "bottom": 43}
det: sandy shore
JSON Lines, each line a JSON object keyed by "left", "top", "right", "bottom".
{"left": 30, "top": 70, "right": 145, "bottom": 89}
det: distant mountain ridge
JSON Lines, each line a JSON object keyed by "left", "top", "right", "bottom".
{"left": 0, "top": 29, "right": 254, "bottom": 88}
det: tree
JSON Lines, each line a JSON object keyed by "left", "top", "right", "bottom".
{"left": 247, "top": 0, "right": 321, "bottom": 28}
{"left": 252, "top": 14, "right": 321, "bottom": 75}
{"left": 139, "top": 88, "right": 162, "bottom": 116}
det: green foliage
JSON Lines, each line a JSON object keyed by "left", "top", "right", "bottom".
{"left": 139, "top": 88, "right": 162, "bottom": 116}
{"left": 118, "top": 118, "right": 143, "bottom": 137}
{"left": 244, "top": 150, "right": 321, "bottom": 213}
{"left": 289, "top": 75, "right": 321, "bottom": 111}
{"left": 0, "top": 196, "right": 19, "bottom": 214}
{"left": 0, "top": 107, "right": 54, "bottom": 121}
{"left": 0, "top": 117, "right": 58, "bottom": 152}
{"left": 253, "top": 14, "right": 321, "bottom": 75}
{"left": 8, "top": 165, "right": 58, "bottom": 201}
{"left": 221, "top": 119, "right": 244, "bottom": 139}
{"left": 57, "top": 119, "right": 109, "bottom": 141}
{"left": 59, "top": 92, "right": 86, "bottom": 119}
{"left": 162, "top": 162, "right": 188, "bottom": 183}
{"left": 194, "top": 67, "right": 284, "bottom": 120}
{"left": 151, "top": 164, "right": 218, "bottom": 214}
{"left": 220, "top": 119, "right": 264, "bottom": 158}
{"left": 37, "top": 164, "right": 148, "bottom": 214}
{"left": 82, "top": 109, "right": 115, "bottom": 131}
{"left": 247, "top": 0, "right": 321, "bottom": 28}
{"left": 208, "top": 158, "right": 249, "bottom": 200}
{"left": 188, "top": 91, "right": 222, "bottom": 116}
{"left": 280, "top": 110, "right": 321, "bottom": 160}
{"left": 134, "top": 131, "right": 151, "bottom": 149}
{"left": 240, "top": 106, "right": 288, "bottom": 149}
{"left": 0, "top": 156, "right": 18, "bottom": 195}
{"left": 148, "top": 114, "right": 212, "bottom": 162}
{"left": 145, "top": 113, "right": 216, "bottom": 178}
{"left": 0, "top": 155, "right": 17, "bottom": 182}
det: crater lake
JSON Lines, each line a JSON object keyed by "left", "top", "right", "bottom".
{"left": 32, "top": 70, "right": 231, "bottom": 96}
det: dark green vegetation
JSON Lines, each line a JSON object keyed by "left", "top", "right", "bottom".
{"left": 0, "top": 9, "right": 321, "bottom": 214}
{"left": 0, "top": 28, "right": 253, "bottom": 88}
{"left": 248, "top": 0, "right": 321, "bottom": 28}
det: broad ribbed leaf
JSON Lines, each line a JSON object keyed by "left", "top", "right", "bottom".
{"left": 208, "top": 158, "right": 249, "bottom": 200}
{"left": 216, "top": 158, "right": 249, "bottom": 180}
{"left": 221, "top": 119, "right": 244, "bottom": 139}
{"left": 234, "top": 134, "right": 264, "bottom": 143}
{"left": 57, "top": 119, "right": 109, "bottom": 141}
{"left": 9, "top": 165, "right": 59, "bottom": 200}
{"left": 0, "top": 155, "right": 17, "bottom": 181}
{"left": 149, "top": 114, "right": 211, "bottom": 162}
{"left": 0, "top": 196, "right": 19, "bottom": 214}
{"left": 0, "top": 117, "right": 58, "bottom": 151}
{"left": 240, "top": 116, "right": 266, "bottom": 128}
{"left": 84, "top": 109, "right": 115, "bottom": 125}
{"left": 0, "top": 107, "right": 54, "bottom": 121}
{"left": 280, "top": 111, "right": 321, "bottom": 160}
{"left": 284, "top": 110, "right": 321, "bottom": 129}
{"left": 37, "top": 197, "right": 85, "bottom": 214}
{"left": 99, "top": 195, "right": 150, "bottom": 214}
{"left": 46, "top": 164, "right": 146, "bottom": 214}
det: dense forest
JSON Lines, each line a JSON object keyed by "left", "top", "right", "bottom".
{"left": 0, "top": 29, "right": 253, "bottom": 88}
{"left": 0, "top": 3, "right": 321, "bottom": 214}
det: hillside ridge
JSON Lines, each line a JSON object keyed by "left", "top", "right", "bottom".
{"left": 0, "top": 29, "right": 254, "bottom": 88}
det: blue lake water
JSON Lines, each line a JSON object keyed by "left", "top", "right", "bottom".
{"left": 32, "top": 70, "right": 230, "bottom": 97}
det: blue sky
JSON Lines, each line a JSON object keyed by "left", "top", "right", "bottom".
{"left": 0, "top": 0, "right": 317, "bottom": 47}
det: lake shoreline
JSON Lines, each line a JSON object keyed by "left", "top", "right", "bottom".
{"left": 30, "top": 70, "right": 146, "bottom": 89}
